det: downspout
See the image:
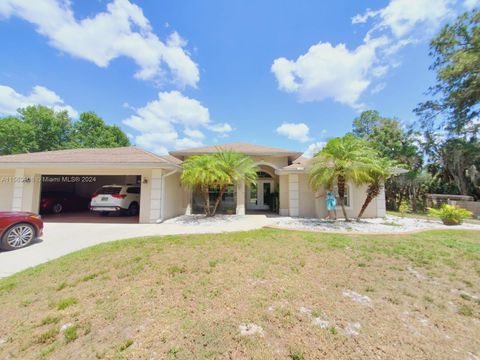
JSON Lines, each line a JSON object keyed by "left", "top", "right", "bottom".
{"left": 157, "top": 169, "right": 178, "bottom": 223}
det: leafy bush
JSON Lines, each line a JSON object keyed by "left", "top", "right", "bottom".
{"left": 428, "top": 204, "right": 473, "bottom": 225}
{"left": 399, "top": 200, "right": 410, "bottom": 217}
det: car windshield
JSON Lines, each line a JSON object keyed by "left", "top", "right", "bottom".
{"left": 96, "top": 187, "right": 121, "bottom": 195}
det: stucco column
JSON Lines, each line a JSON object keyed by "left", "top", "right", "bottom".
{"left": 279, "top": 174, "right": 289, "bottom": 216}
{"left": 30, "top": 173, "right": 42, "bottom": 213}
{"left": 376, "top": 183, "right": 386, "bottom": 218}
{"left": 236, "top": 178, "right": 245, "bottom": 215}
{"left": 149, "top": 169, "right": 163, "bottom": 223}
{"left": 288, "top": 174, "right": 299, "bottom": 217}
{"left": 11, "top": 169, "right": 25, "bottom": 211}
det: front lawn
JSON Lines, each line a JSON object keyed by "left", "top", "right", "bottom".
{"left": 0, "top": 229, "right": 479, "bottom": 359}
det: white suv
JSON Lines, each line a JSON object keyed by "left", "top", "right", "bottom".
{"left": 90, "top": 185, "right": 140, "bottom": 216}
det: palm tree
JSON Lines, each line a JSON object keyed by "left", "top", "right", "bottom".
{"left": 357, "top": 157, "right": 394, "bottom": 221}
{"left": 212, "top": 150, "right": 258, "bottom": 214}
{"left": 181, "top": 154, "right": 229, "bottom": 216}
{"left": 181, "top": 150, "right": 257, "bottom": 216}
{"left": 308, "top": 134, "right": 376, "bottom": 221}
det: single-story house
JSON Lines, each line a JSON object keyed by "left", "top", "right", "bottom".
{"left": 0, "top": 143, "right": 386, "bottom": 223}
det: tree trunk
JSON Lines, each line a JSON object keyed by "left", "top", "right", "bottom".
{"left": 203, "top": 186, "right": 212, "bottom": 216}
{"left": 212, "top": 185, "right": 228, "bottom": 216}
{"left": 357, "top": 184, "right": 380, "bottom": 221}
{"left": 337, "top": 176, "right": 349, "bottom": 221}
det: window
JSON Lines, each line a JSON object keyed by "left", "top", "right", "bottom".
{"left": 333, "top": 185, "right": 350, "bottom": 207}
{"left": 192, "top": 184, "right": 235, "bottom": 213}
{"left": 96, "top": 186, "right": 121, "bottom": 195}
{"left": 257, "top": 171, "right": 272, "bottom": 178}
{"left": 127, "top": 187, "right": 140, "bottom": 194}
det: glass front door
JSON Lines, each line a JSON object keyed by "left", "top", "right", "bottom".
{"left": 247, "top": 180, "right": 273, "bottom": 210}
{"left": 263, "top": 182, "right": 271, "bottom": 207}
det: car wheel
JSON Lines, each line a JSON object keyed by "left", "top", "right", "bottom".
{"left": 51, "top": 203, "right": 63, "bottom": 214}
{"left": 1, "top": 223, "right": 35, "bottom": 251}
{"left": 128, "top": 202, "right": 139, "bottom": 216}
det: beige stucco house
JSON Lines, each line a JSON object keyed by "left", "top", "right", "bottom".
{"left": 0, "top": 143, "right": 386, "bottom": 223}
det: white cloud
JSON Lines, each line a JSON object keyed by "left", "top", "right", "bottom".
{"left": 123, "top": 91, "right": 232, "bottom": 154}
{"left": 0, "top": 84, "right": 78, "bottom": 118}
{"left": 206, "top": 123, "right": 233, "bottom": 133}
{"left": 303, "top": 142, "right": 327, "bottom": 158}
{"left": 273, "top": 0, "right": 458, "bottom": 108}
{"left": 352, "top": 9, "right": 379, "bottom": 24}
{"left": 272, "top": 37, "right": 388, "bottom": 107}
{"left": 276, "top": 122, "right": 311, "bottom": 142}
{"left": 134, "top": 133, "right": 169, "bottom": 155}
{"left": 175, "top": 137, "right": 204, "bottom": 149}
{"left": 464, "top": 0, "right": 480, "bottom": 8}
{"left": 356, "top": 0, "right": 454, "bottom": 38}
{"left": 371, "top": 82, "right": 386, "bottom": 94}
{"left": 0, "top": 0, "right": 199, "bottom": 87}
{"left": 184, "top": 128, "right": 205, "bottom": 139}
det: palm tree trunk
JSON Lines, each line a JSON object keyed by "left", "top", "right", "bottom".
{"left": 203, "top": 186, "right": 212, "bottom": 216}
{"left": 357, "top": 184, "right": 380, "bottom": 220}
{"left": 337, "top": 176, "right": 349, "bottom": 221}
{"left": 212, "top": 185, "right": 228, "bottom": 216}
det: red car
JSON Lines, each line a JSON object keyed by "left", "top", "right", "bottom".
{"left": 0, "top": 212, "right": 43, "bottom": 250}
{"left": 40, "top": 191, "right": 91, "bottom": 214}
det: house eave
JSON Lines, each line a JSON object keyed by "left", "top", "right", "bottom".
{"left": 0, "top": 162, "right": 181, "bottom": 169}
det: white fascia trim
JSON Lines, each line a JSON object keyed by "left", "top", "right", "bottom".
{"left": 275, "top": 169, "right": 307, "bottom": 175}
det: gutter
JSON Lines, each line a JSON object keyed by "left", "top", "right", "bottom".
{"left": 157, "top": 169, "right": 179, "bottom": 223}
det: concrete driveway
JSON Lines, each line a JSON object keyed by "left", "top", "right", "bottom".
{"left": 0, "top": 215, "right": 271, "bottom": 278}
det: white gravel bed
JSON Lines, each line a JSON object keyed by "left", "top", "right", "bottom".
{"left": 269, "top": 215, "right": 480, "bottom": 233}
{"left": 163, "top": 214, "right": 249, "bottom": 226}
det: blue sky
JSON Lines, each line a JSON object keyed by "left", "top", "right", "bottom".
{"left": 0, "top": 0, "right": 478, "bottom": 156}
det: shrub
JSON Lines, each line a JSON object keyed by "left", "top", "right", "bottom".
{"left": 398, "top": 200, "right": 410, "bottom": 217}
{"left": 428, "top": 204, "right": 473, "bottom": 225}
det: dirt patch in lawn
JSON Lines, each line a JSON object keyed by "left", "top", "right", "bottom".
{"left": 0, "top": 229, "right": 479, "bottom": 359}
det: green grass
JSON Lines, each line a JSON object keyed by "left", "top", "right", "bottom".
{"left": 35, "top": 328, "right": 58, "bottom": 344}
{"left": 40, "top": 315, "right": 60, "bottom": 326}
{"left": 0, "top": 228, "right": 478, "bottom": 359}
{"left": 63, "top": 326, "right": 77, "bottom": 343}
{"left": 289, "top": 350, "right": 304, "bottom": 360}
{"left": 329, "top": 326, "right": 338, "bottom": 335}
{"left": 55, "top": 297, "right": 78, "bottom": 310}
{"left": 119, "top": 339, "right": 134, "bottom": 351}
{"left": 458, "top": 304, "right": 474, "bottom": 317}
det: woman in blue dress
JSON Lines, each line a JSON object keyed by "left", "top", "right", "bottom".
{"left": 325, "top": 190, "right": 337, "bottom": 220}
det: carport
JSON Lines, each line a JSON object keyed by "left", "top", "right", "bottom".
{"left": 0, "top": 147, "right": 185, "bottom": 224}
